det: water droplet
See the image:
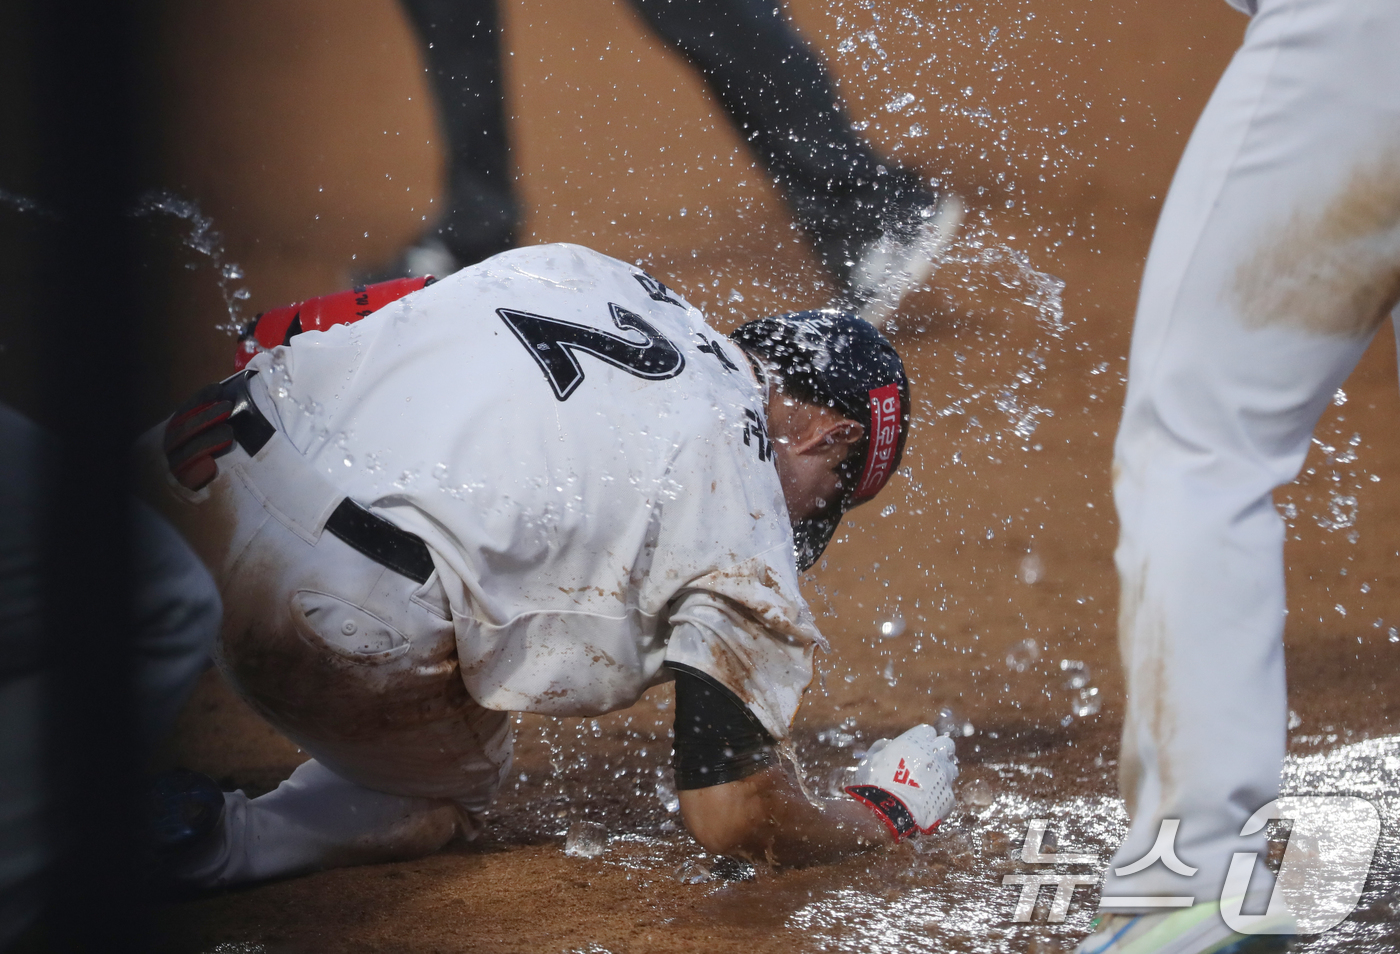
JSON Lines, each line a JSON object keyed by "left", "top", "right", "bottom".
{"left": 934, "top": 706, "right": 964, "bottom": 737}
{"left": 563, "top": 820, "right": 607, "bottom": 858}
{"left": 826, "top": 766, "right": 856, "bottom": 797}
{"left": 1006, "top": 638, "right": 1039, "bottom": 672}
{"left": 878, "top": 617, "right": 906, "bottom": 639}
{"left": 711, "top": 857, "right": 756, "bottom": 882}
{"left": 1060, "top": 659, "right": 1091, "bottom": 690}
{"left": 673, "top": 858, "right": 714, "bottom": 884}
{"left": 963, "top": 777, "right": 995, "bottom": 808}
{"left": 654, "top": 773, "right": 680, "bottom": 814}
{"left": 1288, "top": 710, "right": 1303, "bottom": 731}
{"left": 1019, "top": 554, "right": 1044, "bottom": 584}
{"left": 1071, "top": 686, "right": 1101, "bottom": 718}
{"left": 817, "top": 726, "right": 857, "bottom": 749}
{"left": 885, "top": 92, "right": 916, "bottom": 112}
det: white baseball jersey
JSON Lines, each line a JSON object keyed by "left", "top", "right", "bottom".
{"left": 246, "top": 244, "right": 824, "bottom": 740}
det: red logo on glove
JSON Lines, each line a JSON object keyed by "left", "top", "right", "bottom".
{"left": 892, "top": 758, "right": 921, "bottom": 788}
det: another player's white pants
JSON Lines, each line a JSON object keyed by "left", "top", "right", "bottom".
{"left": 1105, "top": 0, "right": 1400, "bottom": 908}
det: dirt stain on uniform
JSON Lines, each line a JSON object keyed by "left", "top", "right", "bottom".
{"left": 1235, "top": 150, "right": 1400, "bottom": 336}
{"left": 1116, "top": 563, "right": 1145, "bottom": 817}
{"left": 1115, "top": 560, "right": 1175, "bottom": 822}
{"left": 707, "top": 637, "right": 758, "bottom": 710}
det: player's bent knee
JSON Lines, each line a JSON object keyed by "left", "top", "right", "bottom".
{"left": 324, "top": 801, "right": 463, "bottom": 871}
{"left": 389, "top": 802, "right": 463, "bottom": 859}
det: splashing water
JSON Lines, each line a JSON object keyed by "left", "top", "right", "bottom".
{"left": 777, "top": 739, "right": 827, "bottom": 809}
{"left": 1005, "top": 638, "right": 1039, "bottom": 673}
{"left": 0, "top": 188, "right": 55, "bottom": 218}
{"left": 563, "top": 820, "right": 609, "bottom": 858}
{"left": 877, "top": 617, "right": 907, "bottom": 639}
{"left": 587, "top": 733, "right": 1400, "bottom": 953}
{"left": 914, "top": 238, "right": 1066, "bottom": 455}
{"left": 130, "top": 189, "right": 251, "bottom": 334}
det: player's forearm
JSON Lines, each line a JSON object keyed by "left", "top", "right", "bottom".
{"left": 678, "top": 764, "right": 894, "bottom": 866}
{"left": 756, "top": 789, "right": 898, "bottom": 866}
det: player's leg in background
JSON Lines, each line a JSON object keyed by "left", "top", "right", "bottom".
{"left": 379, "top": 0, "right": 519, "bottom": 278}
{"left": 1, "top": 410, "right": 221, "bottom": 942}
{"left": 624, "top": 0, "right": 944, "bottom": 296}
{"left": 1105, "top": 0, "right": 1400, "bottom": 915}
{"left": 130, "top": 500, "right": 222, "bottom": 746}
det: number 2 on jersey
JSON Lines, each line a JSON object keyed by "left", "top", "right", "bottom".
{"left": 497, "top": 303, "right": 686, "bottom": 401}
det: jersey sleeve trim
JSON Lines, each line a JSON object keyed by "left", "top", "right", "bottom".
{"left": 669, "top": 663, "right": 776, "bottom": 791}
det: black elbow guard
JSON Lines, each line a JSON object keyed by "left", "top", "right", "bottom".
{"left": 670, "top": 663, "right": 776, "bottom": 790}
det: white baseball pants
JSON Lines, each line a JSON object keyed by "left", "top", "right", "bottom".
{"left": 178, "top": 758, "right": 467, "bottom": 888}
{"left": 1104, "top": 0, "right": 1400, "bottom": 907}
{"left": 142, "top": 374, "right": 512, "bottom": 889}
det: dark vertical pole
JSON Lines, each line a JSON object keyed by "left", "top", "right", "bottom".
{"left": 35, "top": 0, "right": 147, "bottom": 948}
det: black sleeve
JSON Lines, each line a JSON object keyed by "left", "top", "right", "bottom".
{"left": 670, "top": 663, "right": 776, "bottom": 790}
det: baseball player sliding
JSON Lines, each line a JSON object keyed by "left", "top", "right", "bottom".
{"left": 1079, "top": 1, "right": 1399, "bottom": 952}
{"left": 144, "top": 243, "right": 957, "bottom": 887}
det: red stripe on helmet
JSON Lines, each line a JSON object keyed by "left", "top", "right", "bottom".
{"left": 853, "top": 383, "right": 900, "bottom": 500}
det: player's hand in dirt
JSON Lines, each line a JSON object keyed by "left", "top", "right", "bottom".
{"left": 677, "top": 725, "right": 958, "bottom": 866}
{"left": 678, "top": 761, "right": 899, "bottom": 867}
{"left": 845, "top": 724, "right": 957, "bottom": 839}
{"left": 164, "top": 384, "right": 235, "bottom": 491}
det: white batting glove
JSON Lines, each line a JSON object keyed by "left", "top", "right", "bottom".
{"left": 844, "top": 724, "right": 958, "bottom": 840}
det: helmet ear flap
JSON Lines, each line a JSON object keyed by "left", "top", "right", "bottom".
{"left": 733, "top": 310, "right": 910, "bottom": 569}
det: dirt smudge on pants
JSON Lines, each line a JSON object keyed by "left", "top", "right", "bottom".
{"left": 1115, "top": 557, "right": 1175, "bottom": 823}
{"left": 1235, "top": 148, "right": 1400, "bottom": 337}
{"left": 1115, "top": 559, "right": 1145, "bottom": 818}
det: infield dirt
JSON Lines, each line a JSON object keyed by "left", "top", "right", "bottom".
{"left": 142, "top": 0, "right": 1400, "bottom": 950}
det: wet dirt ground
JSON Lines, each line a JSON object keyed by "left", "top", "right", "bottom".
{"left": 139, "top": 0, "right": 1400, "bottom": 950}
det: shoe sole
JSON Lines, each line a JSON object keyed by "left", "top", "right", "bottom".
{"left": 854, "top": 194, "right": 965, "bottom": 329}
